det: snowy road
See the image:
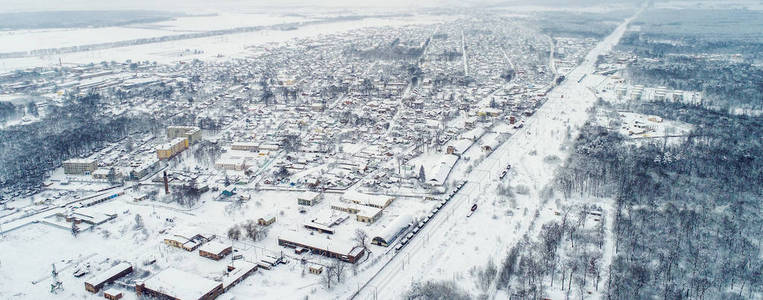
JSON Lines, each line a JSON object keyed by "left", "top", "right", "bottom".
{"left": 350, "top": 8, "right": 641, "bottom": 300}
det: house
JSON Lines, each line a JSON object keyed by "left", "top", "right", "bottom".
{"left": 444, "top": 139, "right": 473, "bottom": 156}
{"left": 135, "top": 268, "right": 223, "bottom": 300}
{"left": 297, "top": 191, "right": 322, "bottom": 206}
{"left": 84, "top": 262, "right": 133, "bottom": 293}
{"left": 199, "top": 240, "right": 233, "bottom": 260}
{"left": 308, "top": 264, "right": 323, "bottom": 275}
{"left": 103, "top": 288, "right": 123, "bottom": 300}
{"left": 258, "top": 215, "right": 276, "bottom": 226}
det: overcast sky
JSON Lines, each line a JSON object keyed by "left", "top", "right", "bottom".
{"left": 0, "top": 0, "right": 481, "bottom": 13}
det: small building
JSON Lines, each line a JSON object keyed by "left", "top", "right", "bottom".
{"left": 136, "top": 268, "right": 223, "bottom": 300}
{"left": 103, "top": 288, "right": 123, "bottom": 300}
{"left": 258, "top": 215, "right": 276, "bottom": 226}
{"left": 297, "top": 191, "right": 322, "bottom": 206}
{"left": 84, "top": 262, "right": 133, "bottom": 293}
{"left": 198, "top": 240, "right": 233, "bottom": 261}
{"left": 356, "top": 206, "right": 383, "bottom": 224}
{"left": 308, "top": 264, "right": 323, "bottom": 275}
{"left": 63, "top": 158, "right": 97, "bottom": 175}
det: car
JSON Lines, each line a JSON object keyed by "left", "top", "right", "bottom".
{"left": 413, "top": 227, "right": 420, "bottom": 234}
{"left": 417, "top": 222, "right": 425, "bottom": 229}
{"left": 394, "top": 244, "right": 404, "bottom": 251}
{"left": 432, "top": 207, "right": 440, "bottom": 213}
{"left": 406, "top": 232, "right": 414, "bottom": 240}
{"left": 401, "top": 237, "right": 410, "bottom": 245}
{"left": 424, "top": 216, "right": 431, "bottom": 223}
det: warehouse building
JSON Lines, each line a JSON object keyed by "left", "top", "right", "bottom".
{"left": 341, "top": 191, "right": 394, "bottom": 209}
{"left": 84, "top": 262, "right": 133, "bottom": 293}
{"left": 277, "top": 230, "right": 365, "bottom": 263}
{"left": 222, "top": 261, "right": 258, "bottom": 291}
{"left": 372, "top": 214, "right": 413, "bottom": 246}
{"left": 330, "top": 202, "right": 383, "bottom": 224}
{"left": 231, "top": 142, "right": 259, "bottom": 152}
{"left": 63, "top": 158, "right": 98, "bottom": 175}
{"left": 297, "top": 191, "right": 322, "bottom": 206}
{"left": 135, "top": 268, "right": 223, "bottom": 300}
{"left": 199, "top": 240, "right": 232, "bottom": 260}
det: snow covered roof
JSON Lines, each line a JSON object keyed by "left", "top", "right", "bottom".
{"left": 373, "top": 214, "right": 412, "bottom": 244}
{"left": 198, "top": 240, "right": 231, "bottom": 255}
{"left": 278, "top": 230, "right": 361, "bottom": 257}
{"left": 298, "top": 191, "right": 320, "bottom": 201}
{"left": 141, "top": 268, "right": 222, "bottom": 299}
{"left": 444, "top": 139, "right": 473, "bottom": 154}
{"left": 85, "top": 262, "right": 132, "bottom": 287}
{"left": 222, "top": 261, "right": 257, "bottom": 288}
{"left": 341, "top": 191, "right": 394, "bottom": 208}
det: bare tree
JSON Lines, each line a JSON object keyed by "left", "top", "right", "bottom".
{"left": 353, "top": 229, "right": 370, "bottom": 256}
{"left": 242, "top": 220, "right": 264, "bottom": 242}
{"left": 227, "top": 225, "right": 242, "bottom": 241}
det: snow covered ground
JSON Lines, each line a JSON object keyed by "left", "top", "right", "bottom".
{"left": 0, "top": 14, "right": 446, "bottom": 73}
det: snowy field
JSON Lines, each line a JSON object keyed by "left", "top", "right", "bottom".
{"left": 0, "top": 14, "right": 446, "bottom": 73}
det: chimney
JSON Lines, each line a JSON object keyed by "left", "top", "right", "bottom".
{"left": 163, "top": 171, "right": 169, "bottom": 194}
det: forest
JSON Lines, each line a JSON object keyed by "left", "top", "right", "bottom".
{"left": 551, "top": 100, "right": 762, "bottom": 299}
{"left": 0, "top": 93, "right": 161, "bottom": 194}
{"left": 617, "top": 8, "right": 763, "bottom": 110}
{"left": 533, "top": 10, "right": 631, "bottom": 39}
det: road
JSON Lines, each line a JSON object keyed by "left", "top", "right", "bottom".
{"left": 351, "top": 8, "right": 642, "bottom": 300}
{"left": 546, "top": 35, "right": 557, "bottom": 76}
{"left": 461, "top": 30, "right": 469, "bottom": 76}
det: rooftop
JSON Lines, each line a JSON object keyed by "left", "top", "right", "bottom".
{"left": 141, "top": 268, "right": 221, "bottom": 299}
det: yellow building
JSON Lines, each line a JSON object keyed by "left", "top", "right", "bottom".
{"left": 167, "top": 126, "right": 202, "bottom": 145}
{"left": 156, "top": 138, "right": 188, "bottom": 160}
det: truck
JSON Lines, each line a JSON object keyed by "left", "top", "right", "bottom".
{"left": 467, "top": 204, "right": 478, "bottom": 217}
